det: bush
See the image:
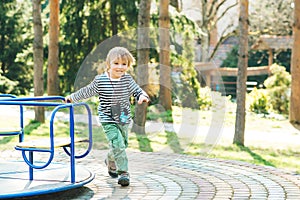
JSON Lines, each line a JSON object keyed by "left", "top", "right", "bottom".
{"left": 173, "top": 82, "right": 214, "bottom": 110}
{"left": 247, "top": 64, "right": 291, "bottom": 115}
{"left": 264, "top": 64, "right": 291, "bottom": 115}
{"left": 198, "top": 86, "right": 213, "bottom": 110}
{"left": 247, "top": 88, "right": 268, "bottom": 114}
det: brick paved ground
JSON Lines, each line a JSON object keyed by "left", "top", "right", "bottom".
{"left": 5, "top": 149, "right": 298, "bottom": 200}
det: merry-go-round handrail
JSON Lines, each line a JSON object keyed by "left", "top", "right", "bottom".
{"left": 0, "top": 94, "right": 24, "bottom": 142}
{"left": 0, "top": 96, "right": 93, "bottom": 183}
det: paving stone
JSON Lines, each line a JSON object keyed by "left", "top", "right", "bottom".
{"left": 1, "top": 149, "right": 300, "bottom": 199}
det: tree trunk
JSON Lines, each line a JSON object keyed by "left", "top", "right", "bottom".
{"left": 201, "top": 30, "right": 210, "bottom": 62}
{"left": 131, "top": 0, "right": 151, "bottom": 135}
{"left": 200, "top": 0, "right": 210, "bottom": 62}
{"left": 233, "top": 0, "right": 248, "bottom": 146}
{"left": 47, "top": 0, "right": 60, "bottom": 95}
{"left": 290, "top": 0, "right": 300, "bottom": 127}
{"left": 159, "top": 0, "right": 172, "bottom": 111}
{"left": 33, "top": 0, "right": 44, "bottom": 122}
{"left": 110, "top": 0, "right": 118, "bottom": 35}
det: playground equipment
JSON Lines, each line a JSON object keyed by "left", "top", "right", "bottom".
{"left": 0, "top": 95, "right": 94, "bottom": 199}
{"left": 0, "top": 94, "right": 24, "bottom": 142}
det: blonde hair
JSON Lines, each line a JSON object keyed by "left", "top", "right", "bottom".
{"left": 106, "top": 47, "right": 135, "bottom": 71}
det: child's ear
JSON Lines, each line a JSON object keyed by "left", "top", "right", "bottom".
{"left": 106, "top": 61, "right": 110, "bottom": 69}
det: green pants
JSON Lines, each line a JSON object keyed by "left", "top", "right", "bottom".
{"left": 101, "top": 122, "right": 129, "bottom": 173}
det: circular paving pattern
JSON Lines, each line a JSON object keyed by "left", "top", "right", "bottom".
{"left": 80, "top": 150, "right": 300, "bottom": 200}
{"left": 5, "top": 150, "right": 300, "bottom": 200}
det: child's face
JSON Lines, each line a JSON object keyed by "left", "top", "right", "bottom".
{"left": 108, "top": 58, "right": 129, "bottom": 79}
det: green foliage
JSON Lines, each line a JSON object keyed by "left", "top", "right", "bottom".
{"left": 0, "top": 1, "right": 33, "bottom": 95}
{"left": 189, "top": 142, "right": 300, "bottom": 173}
{"left": 165, "top": 131, "right": 184, "bottom": 154}
{"left": 275, "top": 49, "right": 291, "bottom": 72}
{"left": 198, "top": 87, "right": 213, "bottom": 110}
{"left": 24, "top": 120, "right": 42, "bottom": 135}
{"left": 59, "top": 0, "right": 139, "bottom": 93}
{"left": 59, "top": 1, "right": 98, "bottom": 93}
{"left": 147, "top": 105, "right": 173, "bottom": 123}
{"left": 220, "top": 45, "right": 238, "bottom": 68}
{"left": 0, "top": 135, "right": 14, "bottom": 145}
{"left": 220, "top": 46, "right": 270, "bottom": 95}
{"left": 170, "top": 12, "right": 197, "bottom": 59}
{"left": 134, "top": 134, "right": 153, "bottom": 152}
{"left": 0, "top": 0, "right": 294, "bottom": 106}
{"left": 173, "top": 29, "right": 203, "bottom": 109}
{"left": 264, "top": 64, "right": 291, "bottom": 114}
{"left": 247, "top": 64, "right": 291, "bottom": 115}
{"left": 221, "top": 44, "right": 290, "bottom": 70}
{"left": 221, "top": 44, "right": 291, "bottom": 99}
{"left": 247, "top": 88, "right": 268, "bottom": 114}
{"left": 264, "top": 64, "right": 291, "bottom": 87}
{"left": 0, "top": 74, "right": 18, "bottom": 94}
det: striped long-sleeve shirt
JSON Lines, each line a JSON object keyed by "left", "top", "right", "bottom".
{"left": 70, "top": 72, "right": 145, "bottom": 124}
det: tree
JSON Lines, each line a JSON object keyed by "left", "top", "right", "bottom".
{"left": 233, "top": 0, "right": 248, "bottom": 145}
{"left": 179, "top": 29, "right": 201, "bottom": 108}
{"left": 159, "top": 0, "right": 172, "bottom": 111}
{"left": 47, "top": 0, "right": 60, "bottom": 95}
{"left": 59, "top": 1, "right": 88, "bottom": 93}
{"left": 249, "top": 0, "right": 293, "bottom": 37}
{"left": 132, "top": 0, "right": 151, "bottom": 135}
{"left": 59, "top": 0, "right": 139, "bottom": 93}
{"left": 290, "top": 0, "right": 300, "bottom": 127}
{"left": 33, "top": 0, "right": 45, "bottom": 122}
{"left": 109, "top": 0, "right": 138, "bottom": 36}
{"left": 109, "top": 0, "right": 118, "bottom": 35}
{"left": 196, "top": 0, "right": 238, "bottom": 62}
{"left": 0, "top": 1, "right": 32, "bottom": 95}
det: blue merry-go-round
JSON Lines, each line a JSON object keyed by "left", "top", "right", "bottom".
{"left": 0, "top": 95, "right": 94, "bottom": 199}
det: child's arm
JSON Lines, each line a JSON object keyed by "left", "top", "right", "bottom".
{"left": 64, "top": 76, "right": 99, "bottom": 103}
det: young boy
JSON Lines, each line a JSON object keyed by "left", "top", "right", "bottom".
{"left": 65, "top": 46, "right": 149, "bottom": 186}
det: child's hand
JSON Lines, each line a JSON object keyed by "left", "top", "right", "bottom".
{"left": 138, "top": 94, "right": 150, "bottom": 104}
{"left": 64, "top": 95, "right": 72, "bottom": 103}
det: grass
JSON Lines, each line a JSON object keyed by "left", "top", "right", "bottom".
{"left": 186, "top": 143, "right": 300, "bottom": 173}
{"left": 0, "top": 102, "right": 299, "bottom": 174}
{"left": 127, "top": 132, "right": 300, "bottom": 174}
{"left": 129, "top": 103, "right": 300, "bottom": 174}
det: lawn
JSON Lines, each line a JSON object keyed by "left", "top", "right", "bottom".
{"left": 129, "top": 102, "right": 300, "bottom": 174}
{"left": 0, "top": 101, "right": 299, "bottom": 174}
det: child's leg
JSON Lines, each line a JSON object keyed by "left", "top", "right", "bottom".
{"left": 102, "top": 123, "right": 129, "bottom": 173}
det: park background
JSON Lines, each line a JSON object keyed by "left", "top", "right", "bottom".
{"left": 1, "top": 0, "right": 300, "bottom": 175}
